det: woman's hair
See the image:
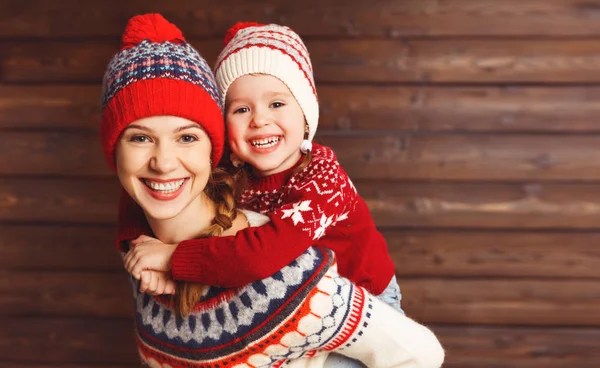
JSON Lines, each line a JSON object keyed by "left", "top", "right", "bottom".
{"left": 174, "top": 168, "right": 244, "bottom": 316}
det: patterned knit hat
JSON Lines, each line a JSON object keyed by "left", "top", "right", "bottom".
{"left": 214, "top": 22, "right": 319, "bottom": 142}
{"left": 100, "top": 13, "right": 224, "bottom": 170}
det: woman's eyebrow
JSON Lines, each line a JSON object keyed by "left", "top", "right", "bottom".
{"left": 174, "top": 124, "right": 203, "bottom": 133}
{"left": 123, "top": 124, "right": 152, "bottom": 132}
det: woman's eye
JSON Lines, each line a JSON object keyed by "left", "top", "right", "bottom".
{"left": 270, "top": 102, "right": 285, "bottom": 108}
{"left": 129, "top": 135, "right": 150, "bottom": 143}
{"left": 179, "top": 135, "right": 198, "bottom": 143}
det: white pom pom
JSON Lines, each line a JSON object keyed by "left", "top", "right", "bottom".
{"left": 300, "top": 140, "right": 312, "bottom": 154}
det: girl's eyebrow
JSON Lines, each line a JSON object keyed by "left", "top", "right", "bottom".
{"left": 264, "top": 91, "right": 291, "bottom": 98}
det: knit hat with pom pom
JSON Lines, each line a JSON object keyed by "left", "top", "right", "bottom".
{"left": 100, "top": 13, "right": 223, "bottom": 170}
{"left": 215, "top": 22, "right": 319, "bottom": 142}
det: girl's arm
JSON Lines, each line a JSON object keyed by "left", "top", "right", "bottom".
{"left": 170, "top": 162, "right": 353, "bottom": 287}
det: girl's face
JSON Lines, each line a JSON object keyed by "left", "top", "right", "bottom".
{"left": 115, "top": 116, "right": 212, "bottom": 221}
{"left": 225, "top": 74, "right": 305, "bottom": 176}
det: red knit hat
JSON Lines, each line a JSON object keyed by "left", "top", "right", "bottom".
{"left": 100, "top": 13, "right": 224, "bottom": 170}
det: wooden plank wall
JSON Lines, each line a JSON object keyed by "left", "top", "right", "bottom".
{"left": 1, "top": 0, "right": 599, "bottom": 366}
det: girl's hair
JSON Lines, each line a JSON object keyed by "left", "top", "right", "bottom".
{"left": 174, "top": 168, "right": 244, "bottom": 316}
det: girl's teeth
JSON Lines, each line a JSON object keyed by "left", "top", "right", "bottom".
{"left": 144, "top": 179, "right": 185, "bottom": 193}
{"left": 251, "top": 137, "right": 279, "bottom": 148}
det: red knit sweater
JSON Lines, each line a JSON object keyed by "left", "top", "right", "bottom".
{"left": 116, "top": 144, "right": 396, "bottom": 295}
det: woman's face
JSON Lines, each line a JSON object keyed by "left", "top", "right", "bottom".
{"left": 115, "top": 116, "right": 212, "bottom": 221}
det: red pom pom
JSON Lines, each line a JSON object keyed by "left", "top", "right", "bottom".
{"left": 224, "top": 22, "right": 263, "bottom": 46}
{"left": 121, "top": 13, "right": 185, "bottom": 49}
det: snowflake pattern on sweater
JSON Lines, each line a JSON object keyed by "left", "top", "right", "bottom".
{"left": 240, "top": 145, "right": 356, "bottom": 241}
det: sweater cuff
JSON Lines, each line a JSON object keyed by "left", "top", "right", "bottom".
{"left": 171, "top": 240, "right": 206, "bottom": 283}
{"left": 114, "top": 226, "right": 147, "bottom": 253}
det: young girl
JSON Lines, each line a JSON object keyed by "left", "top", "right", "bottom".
{"left": 103, "top": 13, "right": 443, "bottom": 368}
{"left": 124, "top": 22, "right": 403, "bottom": 315}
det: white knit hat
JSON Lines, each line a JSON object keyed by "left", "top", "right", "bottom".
{"left": 215, "top": 22, "right": 319, "bottom": 142}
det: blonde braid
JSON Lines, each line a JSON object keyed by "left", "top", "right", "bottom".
{"left": 174, "top": 168, "right": 241, "bottom": 316}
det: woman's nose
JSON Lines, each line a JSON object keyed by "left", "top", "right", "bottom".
{"left": 149, "top": 143, "right": 179, "bottom": 173}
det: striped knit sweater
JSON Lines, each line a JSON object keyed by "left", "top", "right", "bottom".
{"left": 130, "top": 211, "right": 373, "bottom": 367}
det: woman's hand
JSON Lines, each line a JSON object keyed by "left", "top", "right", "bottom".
{"left": 139, "top": 270, "right": 176, "bottom": 295}
{"left": 124, "top": 235, "right": 177, "bottom": 279}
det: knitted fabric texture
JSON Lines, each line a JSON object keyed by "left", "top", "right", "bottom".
{"left": 100, "top": 13, "right": 224, "bottom": 170}
{"left": 130, "top": 212, "right": 373, "bottom": 367}
{"left": 167, "top": 144, "right": 396, "bottom": 295}
{"left": 214, "top": 22, "right": 319, "bottom": 142}
{"left": 235, "top": 144, "right": 396, "bottom": 294}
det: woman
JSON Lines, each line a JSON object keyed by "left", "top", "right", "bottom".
{"left": 100, "top": 13, "right": 444, "bottom": 367}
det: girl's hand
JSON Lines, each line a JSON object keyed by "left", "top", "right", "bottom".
{"left": 124, "top": 235, "right": 177, "bottom": 279}
{"left": 139, "top": 270, "right": 176, "bottom": 295}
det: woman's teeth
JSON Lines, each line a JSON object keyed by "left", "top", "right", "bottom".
{"left": 143, "top": 179, "right": 185, "bottom": 193}
{"left": 251, "top": 136, "right": 280, "bottom": 148}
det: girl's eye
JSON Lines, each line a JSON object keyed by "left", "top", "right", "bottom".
{"left": 179, "top": 135, "right": 198, "bottom": 143}
{"left": 129, "top": 135, "right": 151, "bottom": 143}
{"left": 270, "top": 102, "right": 285, "bottom": 108}
{"left": 233, "top": 106, "right": 249, "bottom": 114}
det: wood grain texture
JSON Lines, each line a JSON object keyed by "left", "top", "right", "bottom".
{"left": 0, "top": 317, "right": 138, "bottom": 364}
{"left": 3, "top": 226, "right": 598, "bottom": 278}
{"left": 2, "top": 318, "right": 598, "bottom": 367}
{"left": 402, "top": 278, "right": 600, "bottom": 326}
{"left": 387, "top": 230, "right": 600, "bottom": 278}
{"left": 435, "top": 325, "right": 600, "bottom": 368}
{"left": 0, "top": 271, "right": 131, "bottom": 318}
{"left": 5, "top": 132, "right": 600, "bottom": 181}
{"left": 2, "top": 270, "right": 599, "bottom": 326}
{"left": 5, "top": 179, "right": 600, "bottom": 229}
{"left": 5, "top": 85, "right": 600, "bottom": 133}
{"left": 0, "top": 178, "right": 119, "bottom": 223}
{"left": 0, "top": 225, "right": 120, "bottom": 270}
{"left": 2, "top": 0, "right": 600, "bottom": 38}
{"left": 7, "top": 39, "right": 600, "bottom": 83}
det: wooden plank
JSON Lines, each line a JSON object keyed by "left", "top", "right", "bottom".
{"left": 0, "top": 225, "right": 121, "bottom": 270}
{"left": 0, "top": 132, "right": 110, "bottom": 176}
{"left": 3, "top": 0, "right": 600, "bottom": 38}
{"left": 0, "top": 365, "right": 138, "bottom": 368}
{"left": 3, "top": 270, "right": 600, "bottom": 326}
{"left": 435, "top": 326, "right": 600, "bottom": 368}
{"left": 0, "top": 271, "right": 132, "bottom": 318}
{"left": 387, "top": 230, "right": 600, "bottom": 278}
{"left": 2, "top": 318, "right": 599, "bottom": 367}
{"left": 0, "top": 131, "right": 113, "bottom": 176}
{"left": 0, "top": 178, "right": 119, "bottom": 223}
{"left": 318, "top": 86, "right": 600, "bottom": 133}
{"left": 0, "top": 317, "right": 138, "bottom": 364}
{"left": 310, "top": 39, "right": 600, "bottom": 83}
{"left": 5, "top": 179, "right": 600, "bottom": 229}
{"left": 3, "top": 225, "right": 599, "bottom": 278}
{"left": 359, "top": 181, "right": 600, "bottom": 229}
{"left": 401, "top": 279, "right": 600, "bottom": 326}
{"left": 5, "top": 131, "right": 600, "bottom": 181}
{"left": 328, "top": 134, "right": 600, "bottom": 181}
{"left": 0, "top": 86, "right": 100, "bottom": 130}
{"left": 7, "top": 39, "right": 600, "bottom": 83}
{"left": 6, "top": 85, "right": 600, "bottom": 133}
